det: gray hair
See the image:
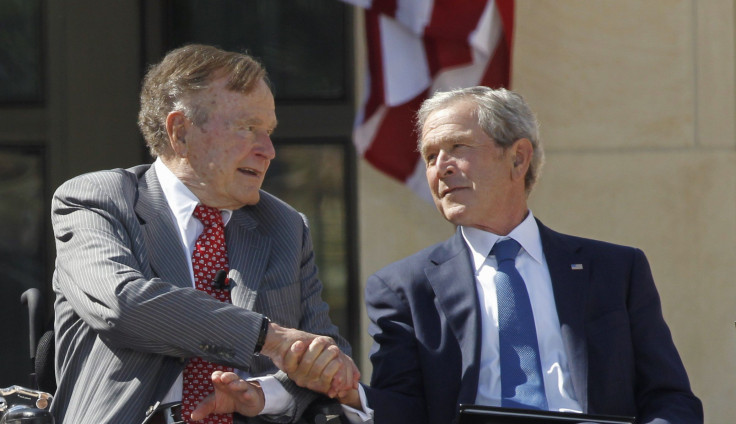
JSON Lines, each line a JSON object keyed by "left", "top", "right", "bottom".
{"left": 138, "top": 44, "right": 267, "bottom": 158}
{"left": 416, "top": 86, "right": 544, "bottom": 194}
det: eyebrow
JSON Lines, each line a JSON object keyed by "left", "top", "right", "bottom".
{"left": 231, "top": 116, "right": 278, "bottom": 129}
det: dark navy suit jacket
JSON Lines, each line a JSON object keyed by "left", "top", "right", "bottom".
{"left": 362, "top": 220, "right": 702, "bottom": 424}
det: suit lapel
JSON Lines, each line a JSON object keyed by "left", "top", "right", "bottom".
{"left": 135, "top": 166, "right": 191, "bottom": 288}
{"left": 226, "top": 208, "right": 271, "bottom": 310}
{"left": 135, "top": 166, "right": 272, "bottom": 306}
{"left": 426, "top": 229, "right": 481, "bottom": 405}
{"left": 537, "top": 219, "right": 589, "bottom": 411}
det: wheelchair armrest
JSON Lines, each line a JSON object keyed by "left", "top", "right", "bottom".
{"left": 301, "top": 396, "right": 345, "bottom": 424}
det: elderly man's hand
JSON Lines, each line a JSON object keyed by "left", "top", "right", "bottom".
{"left": 190, "top": 371, "right": 265, "bottom": 420}
{"left": 258, "top": 322, "right": 360, "bottom": 397}
{"left": 282, "top": 337, "right": 360, "bottom": 398}
{"left": 259, "top": 322, "right": 331, "bottom": 369}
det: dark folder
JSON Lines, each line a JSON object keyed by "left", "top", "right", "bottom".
{"left": 457, "top": 404, "right": 635, "bottom": 424}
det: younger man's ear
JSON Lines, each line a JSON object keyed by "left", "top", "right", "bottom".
{"left": 510, "top": 138, "right": 533, "bottom": 178}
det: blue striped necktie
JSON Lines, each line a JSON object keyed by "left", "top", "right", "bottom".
{"left": 493, "top": 238, "right": 548, "bottom": 410}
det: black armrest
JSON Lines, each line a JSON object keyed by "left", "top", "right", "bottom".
{"left": 301, "top": 396, "right": 345, "bottom": 424}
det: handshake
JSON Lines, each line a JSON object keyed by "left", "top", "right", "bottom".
{"left": 191, "top": 321, "right": 361, "bottom": 421}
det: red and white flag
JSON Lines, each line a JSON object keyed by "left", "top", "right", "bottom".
{"left": 344, "top": 0, "right": 514, "bottom": 201}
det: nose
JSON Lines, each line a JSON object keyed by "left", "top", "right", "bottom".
{"left": 257, "top": 132, "right": 276, "bottom": 160}
{"left": 435, "top": 150, "right": 454, "bottom": 177}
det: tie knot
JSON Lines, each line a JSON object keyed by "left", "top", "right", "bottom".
{"left": 193, "top": 204, "right": 223, "bottom": 228}
{"left": 492, "top": 238, "right": 521, "bottom": 262}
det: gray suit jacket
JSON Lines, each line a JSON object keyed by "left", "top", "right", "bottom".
{"left": 50, "top": 164, "right": 349, "bottom": 423}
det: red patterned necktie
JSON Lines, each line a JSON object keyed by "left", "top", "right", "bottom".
{"left": 182, "top": 204, "right": 234, "bottom": 423}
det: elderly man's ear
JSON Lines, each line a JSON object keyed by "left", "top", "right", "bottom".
{"left": 166, "top": 111, "right": 189, "bottom": 156}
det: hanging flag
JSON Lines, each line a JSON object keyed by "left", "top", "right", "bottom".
{"left": 344, "top": 0, "right": 515, "bottom": 201}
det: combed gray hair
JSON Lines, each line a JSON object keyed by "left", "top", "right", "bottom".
{"left": 138, "top": 44, "right": 267, "bottom": 158}
{"left": 415, "top": 86, "right": 544, "bottom": 194}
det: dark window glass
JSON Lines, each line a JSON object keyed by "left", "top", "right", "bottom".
{"left": 0, "top": 147, "right": 46, "bottom": 386}
{"left": 262, "top": 140, "right": 352, "bottom": 335}
{"left": 167, "top": 0, "right": 347, "bottom": 101}
{"left": 0, "top": 0, "right": 43, "bottom": 104}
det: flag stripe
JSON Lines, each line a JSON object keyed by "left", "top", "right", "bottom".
{"left": 363, "top": 91, "right": 426, "bottom": 181}
{"left": 425, "top": 0, "right": 488, "bottom": 40}
{"left": 372, "top": 0, "right": 399, "bottom": 17}
{"left": 382, "top": 15, "right": 431, "bottom": 106}
{"left": 363, "top": 10, "right": 386, "bottom": 119}
{"left": 424, "top": 38, "right": 473, "bottom": 75}
{"left": 496, "top": 0, "right": 516, "bottom": 54}
{"left": 480, "top": 29, "right": 512, "bottom": 88}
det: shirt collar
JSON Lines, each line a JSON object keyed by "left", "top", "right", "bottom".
{"left": 154, "top": 158, "right": 233, "bottom": 227}
{"left": 460, "top": 211, "right": 544, "bottom": 272}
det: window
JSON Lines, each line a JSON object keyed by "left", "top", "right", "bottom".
{"left": 0, "top": 147, "right": 46, "bottom": 386}
{"left": 0, "top": 0, "right": 44, "bottom": 104}
{"left": 261, "top": 140, "right": 354, "bottom": 336}
{"left": 165, "top": 0, "right": 347, "bottom": 101}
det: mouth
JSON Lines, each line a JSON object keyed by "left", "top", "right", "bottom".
{"left": 238, "top": 167, "right": 262, "bottom": 177}
{"left": 439, "top": 186, "right": 466, "bottom": 198}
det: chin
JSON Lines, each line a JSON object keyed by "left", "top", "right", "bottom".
{"left": 231, "top": 191, "right": 260, "bottom": 208}
{"left": 439, "top": 203, "right": 468, "bottom": 225}
{"left": 243, "top": 193, "right": 261, "bottom": 206}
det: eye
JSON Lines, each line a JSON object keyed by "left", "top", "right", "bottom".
{"left": 424, "top": 153, "right": 437, "bottom": 165}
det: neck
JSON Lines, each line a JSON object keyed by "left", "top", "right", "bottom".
{"left": 472, "top": 208, "right": 529, "bottom": 236}
{"left": 159, "top": 156, "right": 239, "bottom": 210}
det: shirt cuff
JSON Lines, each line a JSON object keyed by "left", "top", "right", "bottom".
{"left": 341, "top": 385, "right": 374, "bottom": 423}
{"left": 248, "top": 375, "right": 295, "bottom": 416}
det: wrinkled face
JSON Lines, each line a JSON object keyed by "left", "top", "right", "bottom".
{"left": 175, "top": 77, "right": 277, "bottom": 209}
{"left": 420, "top": 100, "right": 522, "bottom": 233}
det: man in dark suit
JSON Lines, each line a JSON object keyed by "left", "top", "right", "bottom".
{"left": 327, "top": 87, "right": 701, "bottom": 423}
{"left": 50, "top": 44, "right": 357, "bottom": 424}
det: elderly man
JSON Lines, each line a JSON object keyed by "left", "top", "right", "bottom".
{"left": 50, "top": 44, "right": 356, "bottom": 424}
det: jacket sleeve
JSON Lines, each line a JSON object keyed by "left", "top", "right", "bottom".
{"left": 361, "top": 273, "right": 429, "bottom": 424}
{"left": 52, "top": 172, "right": 264, "bottom": 370}
{"left": 626, "top": 249, "right": 703, "bottom": 424}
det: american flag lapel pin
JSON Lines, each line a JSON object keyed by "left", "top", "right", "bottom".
{"left": 570, "top": 264, "right": 584, "bottom": 270}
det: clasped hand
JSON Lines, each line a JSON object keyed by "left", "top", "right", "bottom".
{"left": 261, "top": 324, "right": 360, "bottom": 398}
{"left": 191, "top": 324, "right": 359, "bottom": 420}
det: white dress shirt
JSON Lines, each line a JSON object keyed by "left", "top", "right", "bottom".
{"left": 343, "top": 211, "right": 582, "bottom": 423}
{"left": 154, "top": 159, "right": 292, "bottom": 415}
{"left": 463, "top": 211, "right": 581, "bottom": 412}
